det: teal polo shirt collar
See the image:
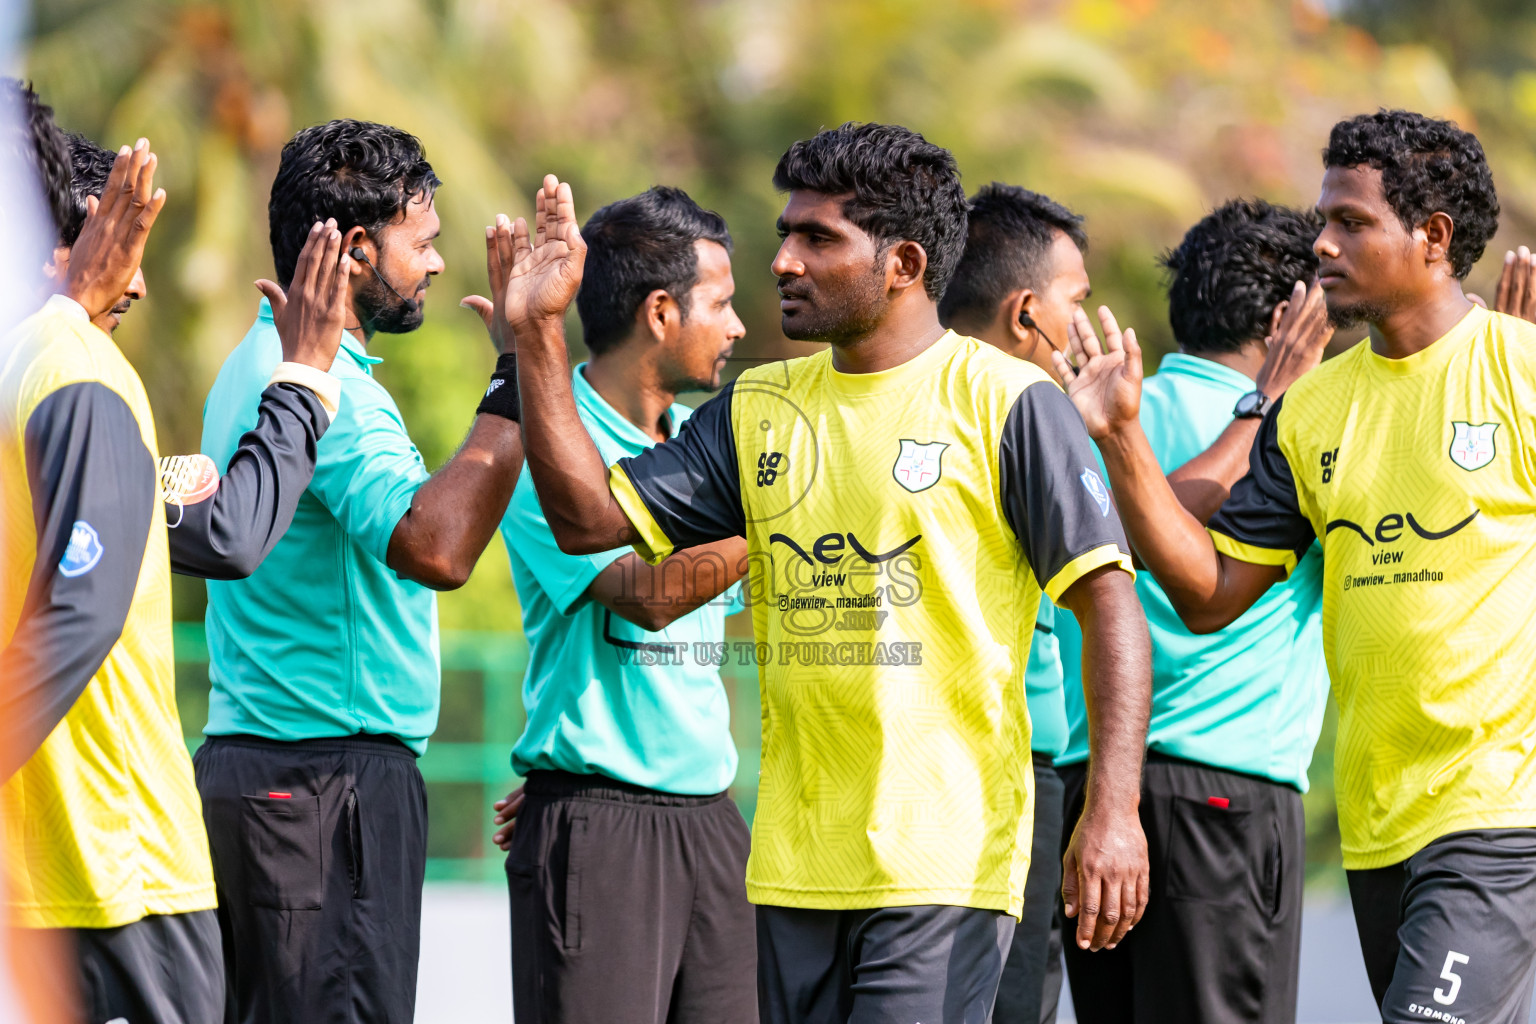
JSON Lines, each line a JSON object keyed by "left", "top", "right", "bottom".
{"left": 1156, "top": 352, "right": 1255, "bottom": 391}
{"left": 573, "top": 363, "right": 674, "bottom": 444}
{"left": 256, "top": 297, "right": 383, "bottom": 372}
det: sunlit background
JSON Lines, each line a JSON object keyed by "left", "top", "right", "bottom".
{"left": 21, "top": 0, "right": 1536, "bottom": 1019}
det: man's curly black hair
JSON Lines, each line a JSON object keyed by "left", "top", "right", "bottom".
{"left": 60, "top": 133, "right": 115, "bottom": 247}
{"left": 1323, "top": 110, "right": 1497, "bottom": 280}
{"left": 269, "top": 119, "right": 441, "bottom": 288}
{"left": 773, "top": 122, "right": 968, "bottom": 300}
{"left": 938, "top": 183, "right": 1086, "bottom": 330}
{"left": 1, "top": 78, "right": 72, "bottom": 241}
{"left": 1161, "top": 199, "right": 1322, "bottom": 355}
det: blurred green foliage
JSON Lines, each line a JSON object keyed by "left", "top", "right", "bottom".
{"left": 24, "top": 0, "right": 1536, "bottom": 888}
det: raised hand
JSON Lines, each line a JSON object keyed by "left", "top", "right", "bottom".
{"left": 1051, "top": 305, "right": 1143, "bottom": 441}
{"left": 1254, "top": 279, "right": 1333, "bottom": 399}
{"left": 459, "top": 214, "right": 518, "bottom": 355}
{"left": 1493, "top": 246, "right": 1536, "bottom": 323}
{"left": 504, "top": 174, "right": 587, "bottom": 335}
{"left": 254, "top": 219, "right": 351, "bottom": 371}
{"left": 64, "top": 138, "right": 167, "bottom": 320}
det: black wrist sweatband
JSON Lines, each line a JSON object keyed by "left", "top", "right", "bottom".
{"left": 477, "top": 353, "right": 520, "bottom": 422}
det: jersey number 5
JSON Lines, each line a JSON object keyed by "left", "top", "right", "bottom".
{"left": 1434, "top": 950, "right": 1469, "bottom": 1005}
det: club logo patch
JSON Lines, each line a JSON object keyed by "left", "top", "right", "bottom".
{"left": 1449, "top": 421, "right": 1499, "bottom": 472}
{"left": 892, "top": 439, "right": 948, "bottom": 493}
{"left": 1081, "top": 467, "right": 1112, "bottom": 517}
{"left": 59, "top": 520, "right": 104, "bottom": 577}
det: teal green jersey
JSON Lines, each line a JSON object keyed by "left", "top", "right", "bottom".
{"left": 1025, "top": 599, "right": 1067, "bottom": 758}
{"left": 200, "top": 301, "right": 438, "bottom": 753}
{"left": 502, "top": 365, "right": 741, "bottom": 795}
{"left": 1058, "top": 354, "right": 1327, "bottom": 789}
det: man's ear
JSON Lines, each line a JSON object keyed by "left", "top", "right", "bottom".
{"left": 344, "top": 226, "right": 369, "bottom": 276}
{"left": 886, "top": 240, "right": 929, "bottom": 293}
{"left": 1421, "top": 212, "right": 1456, "bottom": 273}
{"left": 1008, "top": 288, "right": 1040, "bottom": 344}
{"left": 641, "top": 288, "right": 680, "bottom": 344}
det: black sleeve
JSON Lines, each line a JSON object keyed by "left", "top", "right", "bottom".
{"left": 609, "top": 382, "right": 745, "bottom": 558}
{"left": 166, "top": 383, "right": 330, "bottom": 580}
{"left": 1206, "top": 395, "right": 1316, "bottom": 571}
{"left": 999, "top": 381, "right": 1133, "bottom": 598}
{"left": 0, "top": 383, "right": 153, "bottom": 780}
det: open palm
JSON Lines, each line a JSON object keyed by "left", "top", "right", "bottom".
{"left": 1050, "top": 305, "right": 1143, "bottom": 441}
{"left": 504, "top": 174, "right": 587, "bottom": 330}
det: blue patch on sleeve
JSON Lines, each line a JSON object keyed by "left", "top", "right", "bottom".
{"left": 59, "top": 520, "right": 104, "bottom": 577}
{"left": 1080, "top": 468, "right": 1112, "bottom": 518}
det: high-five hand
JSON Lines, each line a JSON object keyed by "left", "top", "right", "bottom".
{"left": 505, "top": 174, "right": 587, "bottom": 336}
{"left": 254, "top": 219, "right": 351, "bottom": 371}
{"left": 1051, "top": 305, "right": 1143, "bottom": 441}
{"left": 64, "top": 138, "right": 167, "bottom": 320}
{"left": 1493, "top": 246, "right": 1536, "bottom": 323}
{"left": 1254, "top": 279, "right": 1333, "bottom": 399}
{"left": 460, "top": 215, "right": 520, "bottom": 355}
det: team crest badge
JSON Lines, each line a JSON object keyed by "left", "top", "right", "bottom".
{"left": 1449, "top": 421, "right": 1499, "bottom": 472}
{"left": 59, "top": 520, "right": 104, "bottom": 577}
{"left": 1081, "top": 467, "right": 1112, "bottom": 517}
{"left": 892, "top": 439, "right": 948, "bottom": 493}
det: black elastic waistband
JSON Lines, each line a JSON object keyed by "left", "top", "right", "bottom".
{"left": 201, "top": 732, "right": 417, "bottom": 760}
{"left": 523, "top": 769, "right": 729, "bottom": 807}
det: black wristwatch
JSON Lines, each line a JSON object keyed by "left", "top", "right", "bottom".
{"left": 1233, "top": 390, "right": 1273, "bottom": 420}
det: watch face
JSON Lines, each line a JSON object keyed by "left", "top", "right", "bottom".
{"left": 1235, "top": 392, "right": 1264, "bottom": 416}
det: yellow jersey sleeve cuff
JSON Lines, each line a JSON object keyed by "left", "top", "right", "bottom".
{"left": 1044, "top": 544, "right": 1135, "bottom": 605}
{"left": 608, "top": 462, "right": 675, "bottom": 566}
{"left": 1208, "top": 528, "right": 1298, "bottom": 578}
{"left": 267, "top": 361, "right": 341, "bottom": 417}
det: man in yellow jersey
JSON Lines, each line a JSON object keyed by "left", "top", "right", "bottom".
{"left": 1057, "top": 110, "right": 1536, "bottom": 1024}
{"left": 0, "top": 80, "right": 350, "bottom": 1024}
{"left": 510, "top": 123, "right": 1152, "bottom": 1022}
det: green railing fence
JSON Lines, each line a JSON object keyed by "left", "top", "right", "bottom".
{"left": 173, "top": 623, "right": 762, "bottom": 883}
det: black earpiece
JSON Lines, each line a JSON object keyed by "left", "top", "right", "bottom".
{"left": 1018, "top": 307, "right": 1061, "bottom": 354}
{"left": 349, "top": 246, "right": 367, "bottom": 262}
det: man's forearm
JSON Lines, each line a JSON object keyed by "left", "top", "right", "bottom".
{"left": 1065, "top": 568, "right": 1150, "bottom": 810}
{"left": 593, "top": 537, "right": 748, "bottom": 630}
{"left": 387, "top": 416, "right": 523, "bottom": 590}
{"left": 1166, "top": 418, "right": 1261, "bottom": 526}
{"left": 1097, "top": 424, "right": 1225, "bottom": 611}
{"left": 516, "top": 318, "right": 638, "bottom": 554}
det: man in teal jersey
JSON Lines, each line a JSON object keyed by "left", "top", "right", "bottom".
{"left": 487, "top": 187, "right": 756, "bottom": 1024}
{"left": 195, "top": 121, "right": 525, "bottom": 1023}
{"left": 938, "top": 183, "right": 1089, "bottom": 1023}
{"left": 1052, "top": 200, "right": 1333, "bottom": 1024}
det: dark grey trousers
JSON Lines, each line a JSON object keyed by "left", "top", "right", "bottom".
{"left": 1348, "top": 828, "right": 1536, "bottom": 1024}
{"left": 506, "top": 769, "right": 758, "bottom": 1024}
{"left": 757, "top": 903, "right": 1015, "bottom": 1024}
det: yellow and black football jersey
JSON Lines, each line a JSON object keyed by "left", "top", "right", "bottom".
{"left": 610, "top": 330, "right": 1133, "bottom": 915}
{"left": 1209, "top": 306, "right": 1536, "bottom": 870}
{"left": 0, "top": 296, "right": 215, "bottom": 928}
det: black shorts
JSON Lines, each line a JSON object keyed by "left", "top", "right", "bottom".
{"left": 1348, "top": 828, "right": 1536, "bottom": 1024}
{"left": 1059, "top": 753, "right": 1305, "bottom": 1024}
{"left": 14, "top": 910, "right": 224, "bottom": 1024}
{"left": 506, "top": 769, "right": 757, "bottom": 1024}
{"left": 994, "top": 753, "right": 1066, "bottom": 1023}
{"left": 194, "top": 733, "right": 428, "bottom": 1024}
{"left": 756, "top": 903, "right": 1014, "bottom": 1024}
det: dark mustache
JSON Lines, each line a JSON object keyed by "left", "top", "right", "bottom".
{"left": 777, "top": 278, "right": 811, "bottom": 299}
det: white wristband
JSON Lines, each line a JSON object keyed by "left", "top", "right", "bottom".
{"left": 267, "top": 361, "right": 341, "bottom": 416}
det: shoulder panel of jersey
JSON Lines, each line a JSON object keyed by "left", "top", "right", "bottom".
{"left": 4, "top": 301, "right": 158, "bottom": 455}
